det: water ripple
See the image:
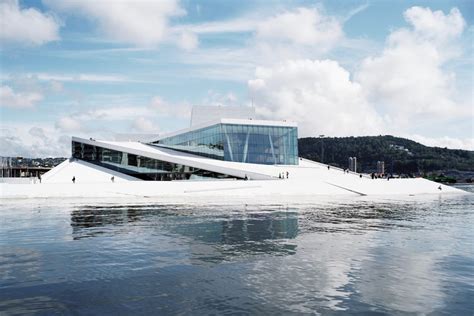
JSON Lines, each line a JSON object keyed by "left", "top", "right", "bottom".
{"left": 0, "top": 189, "right": 473, "bottom": 314}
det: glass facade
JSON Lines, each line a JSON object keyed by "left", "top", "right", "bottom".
{"left": 72, "top": 141, "right": 238, "bottom": 181}
{"left": 153, "top": 123, "right": 298, "bottom": 165}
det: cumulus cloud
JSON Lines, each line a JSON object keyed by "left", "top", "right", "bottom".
{"left": 52, "top": 106, "right": 154, "bottom": 137}
{"left": 0, "top": 85, "right": 43, "bottom": 108}
{"left": 44, "top": 0, "right": 185, "bottom": 47}
{"left": 249, "top": 59, "right": 383, "bottom": 137}
{"left": 55, "top": 116, "right": 82, "bottom": 132}
{"left": 150, "top": 96, "right": 191, "bottom": 119}
{"left": 409, "top": 134, "right": 474, "bottom": 151}
{"left": 202, "top": 90, "right": 239, "bottom": 107}
{"left": 256, "top": 7, "right": 342, "bottom": 49}
{"left": 179, "top": 6, "right": 342, "bottom": 50}
{"left": 29, "top": 126, "right": 47, "bottom": 139}
{"left": 0, "top": 0, "right": 60, "bottom": 46}
{"left": 404, "top": 7, "right": 465, "bottom": 44}
{"left": 53, "top": 95, "right": 187, "bottom": 136}
{"left": 174, "top": 6, "right": 343, "bottom": 58}
{"left": 132, "top": 117, "right": 156, "bottom": 133}
{"left": 355, "top": 6, "right": 468, "bottom": 127}
{"left": 1, "top": 125, "right": 70, "bottom": 157}
{"left": 248, "top": 6, "right": 471, "bottom": 150}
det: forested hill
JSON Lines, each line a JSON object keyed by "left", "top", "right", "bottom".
{"left": 298, "top": 135, "right": 474, "bottom": 174}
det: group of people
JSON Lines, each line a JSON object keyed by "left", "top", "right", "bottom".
{"left": 278, "top": 171, "right": 289, "bottom": 179}
{"left": 326, "top": 164, "right": 364, "bottom": 178}
{"left": 370, "top": 173, "right": 393, "bottom": 180}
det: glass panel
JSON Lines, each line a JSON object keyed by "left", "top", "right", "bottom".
{"left": 72, "top": 141, "right": 240, "bottom": 181}
{"left": 150, "top": 122, "right": 298, "bottom": 165}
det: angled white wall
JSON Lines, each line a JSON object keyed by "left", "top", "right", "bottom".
{"left": 42, "top": 159, "right": 140, "bottom": 184}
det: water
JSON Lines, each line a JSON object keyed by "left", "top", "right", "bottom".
{"left": 1, "top": 187, "right": 473, "bottom": 315}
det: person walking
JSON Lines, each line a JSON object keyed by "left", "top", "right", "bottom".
{"left": 72, "top": 176, "right": 75, "bottom": 184}
{"left": 286, "top": 171, "right": 289, "bottom": 179}
{"left": 38, "top": 174, "right": 41, "bottom": 184}
{"left": 111, "top": 176, "right": 115, "bottom": 183}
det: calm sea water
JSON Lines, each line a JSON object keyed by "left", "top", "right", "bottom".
{"left": 1, "top": 186, "right": 473, "bottom": 315}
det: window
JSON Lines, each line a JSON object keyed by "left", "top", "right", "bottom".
{"left": 72, "top": 141, "right": 239, "bottom": 181}
{"left": 150, "top": 123, "right": 298, "bottom": 165}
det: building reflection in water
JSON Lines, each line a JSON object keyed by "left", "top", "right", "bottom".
{"left": 70, "top": 205, "right": 299, "bottom": 259}
{"left": 70, "top": 207, "right": 146, "bottom": 239}
{"left": 65, "top": 197, "right": 466, "bottom": 313}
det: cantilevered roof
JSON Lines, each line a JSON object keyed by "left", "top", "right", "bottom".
{"left": 72, "top": 136, "right": 285, "bottom": 180}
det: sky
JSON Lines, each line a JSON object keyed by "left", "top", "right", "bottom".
{"left": 0, "top": 0, "right": 473, "bottom": 157}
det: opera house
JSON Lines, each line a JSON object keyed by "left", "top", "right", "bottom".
{"left": 1, "top": 106, "right": 465, "bottom": 198}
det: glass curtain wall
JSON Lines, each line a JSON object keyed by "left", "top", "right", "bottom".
{"left": 155, "top": 124, "right": 224, "bottom": 160}
{"left": 152, "top": 124, "right": 298, "bottom": 165}
{"left": 72, "top": 141, "right": 236, "bottom": 181}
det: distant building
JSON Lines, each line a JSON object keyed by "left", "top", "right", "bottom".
{"left": 348, "top": 157, "right": 357, "bottom": 172}
{"left": 377, "top": 161, "right": 385, "bottom": 175}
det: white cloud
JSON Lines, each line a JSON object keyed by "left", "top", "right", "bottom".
{"left": 51, "top": 107, "right": 155, "bottom": 136}
{"left": 52, "top": 95, "right": 188, "bottom": 136}
{"left": 150, "top": 96, "right": 191, "bottom": 119}
{"left": 33, "top": 73, "right": 129, "bottom": 83}
{"left": 404, "top": 7, "right": 465, "bottom": 44}
{"left": 29, "top": 126, "right": 47, "bottom": 139}
{"left": 170, "top": 5, "right": 346, "bottom": 68}
{"left": 0, "top": 85, "right": 43, "bottom": 108}
{"left": 132, "top": 117, "right": 157, "bottom": 133}
{"left": 202, "top": 90, "right": 239, "bottom": 106}
{"left": 174, "top": 6, "right": 343, "bottom": 61}
{"left": 249, "top": 59, "right": 383, "bottom": 137}
{"left": 175, "top": 17, "right": 255, "bottom": 34}
{"left": 247, "top": 6, "right": 471, "bottom": 149}
{"left": 0, "top": 125, "right": 70, "bottom": 157}
{"left": 409, "top": 134, "right": 474, "bottom": 151}
{"left": 355, "top": 6, "right": 468, "bottom": 128}
{"left": 55, "top": 116, "right": 82, "bottom": 132}
{"left": 44, "top": 0, "right": 185, "bottom": 47}
{"left": 0, "top": 0, "right": 60, "bottom": 46}
{"left": 1, "top": 72, "right": 133, "bottom": 84}
{"left": 256, "top": 7, "right": 342, "bottom": 49}
{"left": 177, "top": 30, "right": 198, "bottom": 51}
{"left": 78, "top": 106, "right": 155, "bottom": 121}
{"left": 178, "top": 6, "right": 342, "bottom": 50}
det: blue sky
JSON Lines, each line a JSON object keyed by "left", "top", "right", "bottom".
{"left": 0, "top": 0, "right": 473, "bottom": 157}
